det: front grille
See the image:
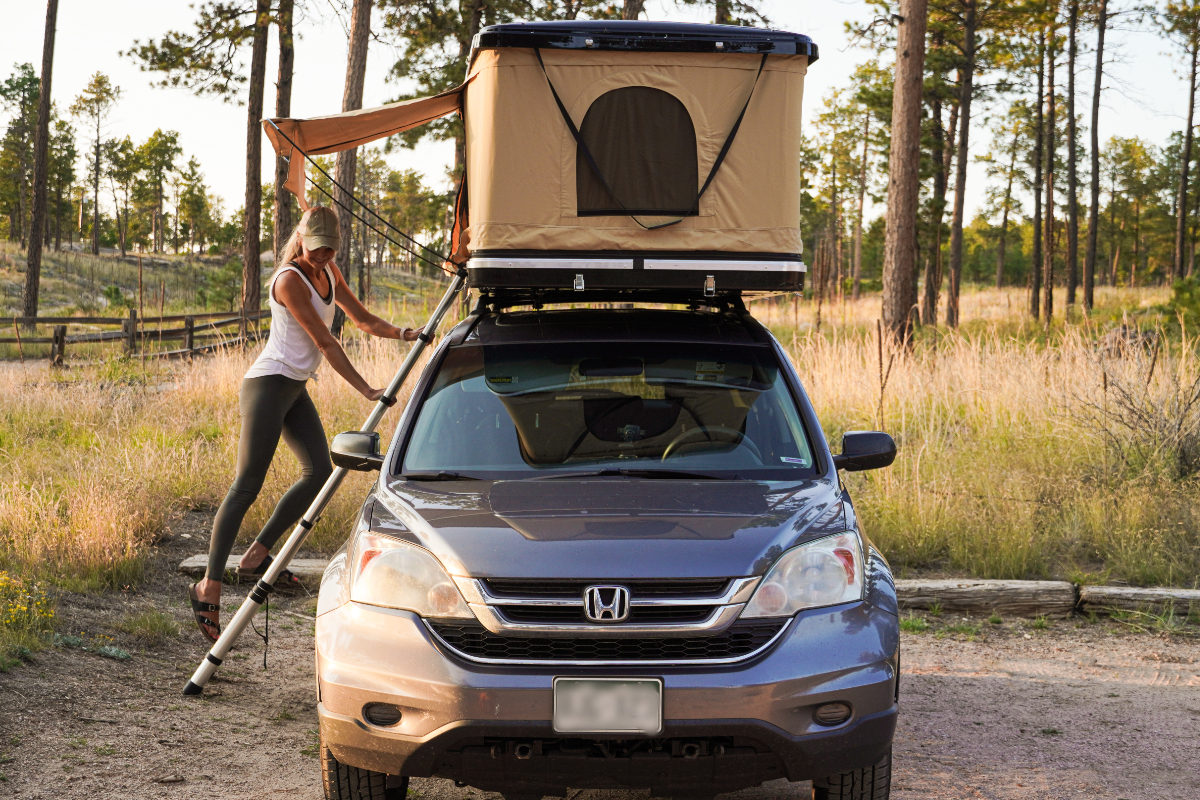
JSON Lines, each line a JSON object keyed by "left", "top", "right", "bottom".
{"left": 428, "top": 620, "right": 787, "bottom": 663}
{"left": 483, "top": 578, "right": 729, "bottom": 599}
{"left": 497, "top": 605, "right": 713, "bottom": 624}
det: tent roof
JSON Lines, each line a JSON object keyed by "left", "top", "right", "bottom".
{"left": 475, "top": 21, "right": 818, "bottom": 60}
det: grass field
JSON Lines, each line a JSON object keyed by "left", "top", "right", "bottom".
{"left": 1, "top": 277, "right": 1198, "bottom": 623}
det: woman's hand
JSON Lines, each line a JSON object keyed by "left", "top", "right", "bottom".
{"left": 364, "top": 387, "right": 387, "bottom": 402}
{"left": 397, "top": 324, "right": 425, "bottom": 342}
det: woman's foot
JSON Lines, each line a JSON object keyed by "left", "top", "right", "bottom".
{"left": 237, "top": 543, "right": 303, "bottom": 590}
{"left": 238, "top": 542, "right": 270, "bottom": 573}
{"left": 190, "top": 578, "right": 223, "bottom": 642}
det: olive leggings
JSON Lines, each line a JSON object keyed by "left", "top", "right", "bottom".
{"left": 205, "top": 374, "right": 333, "bottom": 581}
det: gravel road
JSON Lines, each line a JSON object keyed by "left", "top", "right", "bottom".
{"left": 1, "top": 515, "right": 1197, "bottom": 800}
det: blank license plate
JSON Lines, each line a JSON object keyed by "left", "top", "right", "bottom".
{"left": 553, "top": 678, "right": 663, "bottom": 735}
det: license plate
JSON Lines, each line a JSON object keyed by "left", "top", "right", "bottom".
{"left": 553, "top": 678, "right": 663, "bottom": 735}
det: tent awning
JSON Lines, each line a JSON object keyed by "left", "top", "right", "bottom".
{"left": 263, "top": 84, "right": 466, "bottom": 209}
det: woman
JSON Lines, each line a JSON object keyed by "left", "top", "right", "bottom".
{"left": 189, "top": 205, "right": 421, "bottom": 641}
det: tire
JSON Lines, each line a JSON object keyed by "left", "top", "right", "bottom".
{"left": 321, "top": 734, "right": 408, "bottom": 800}
{"left": 811, "top": 750, "right": 891, "bottom": 800}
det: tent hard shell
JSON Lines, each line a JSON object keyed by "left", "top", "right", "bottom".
{"left": 263, "top": 21, "right": 817, "bottom": 296}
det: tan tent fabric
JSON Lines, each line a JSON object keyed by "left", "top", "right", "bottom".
{"left": 261, "top": 47, "right": 807, "bottom": 255}
{"left": 263, "top": 85, "right": 465, "bottom": 210}
{"left": 464, "top": 48, "right": 808, "bottom": 254}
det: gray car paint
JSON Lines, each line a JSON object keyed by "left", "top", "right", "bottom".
{"left": 371, "top": 477, "right": 851, "bottom": 580}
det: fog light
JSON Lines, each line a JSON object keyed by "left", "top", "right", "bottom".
{"left": 363, "top": 703, "right": 402, "bottom": 726}
{"left": 813, "top": 702, "right": 851, "bottom": 726}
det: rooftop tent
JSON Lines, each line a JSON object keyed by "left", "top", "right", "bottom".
{"left": 263, "top": 21, "right": 817, "bottom": 294}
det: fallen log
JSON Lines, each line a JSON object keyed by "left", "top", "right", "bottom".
{"left": 1079, "top": 585, "right": 1200, "bottom": 615}
{"left": 177, "top": 554, "right": 327, "bottom": 581}
{"left": 895, "top": 579, "right": 1077, "bottom": 618}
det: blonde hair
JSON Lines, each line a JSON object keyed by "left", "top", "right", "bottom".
{"left": 275, "top": 206, "right": 337, "bottom": 273}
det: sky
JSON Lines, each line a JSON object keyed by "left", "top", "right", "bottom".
{"left": 5, "top": 0, "right": 1194, "bottom": 226}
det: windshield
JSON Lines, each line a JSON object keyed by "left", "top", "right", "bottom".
{"left": 400, "top": 341, "right": 816, "bottom": 479}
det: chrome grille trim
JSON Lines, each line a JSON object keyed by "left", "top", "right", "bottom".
{"left": 452, "top": 576, "right": 760, "bottom": 636}
{"left": 423, "top": 617, "right": 792, "bottom": 666}
{"left": 469, "top": 602, "right": 744, "bottom": 637}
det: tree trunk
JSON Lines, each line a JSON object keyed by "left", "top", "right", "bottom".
{"left": 92, "top": 131, "right": 100, "bottom": 256}
{"left": 997, "top": 131, "right": 1017, "bottom": 288}
{"left": 622, "top": 0, "right": 645, "bottom": 19}
{"left": 922, "top": 92, "right": 946, "bottom": 326}
{"left": 831, "top": 162, "right": 842, "bottom": 303}
{"left": 1174, "top": 43, "right": 1197, "bottom": 280}
{"left": 241, "top": 0, "right": 270, "bottom": 322}
{"left": 54, "top": 183, "right": 61, "bottom": 252}
{"left": 881, "top": 0, "right": 929, "bottom": 346}
{"left": 1044, "top": 21, "right": 1056, "bottom": 323}
{"left": 1066, "top": 0, "right": 1079, "bottom": 307}
{"left": 274, "top": 0, "right": 295, "bottom": 265}
{"left": 332, "top": 0, "right": 373, "bottom": 336}
{"left": 714, "top": 0, "right": 732, "bottom": 24}
{"left": 946, "top": 0, "right": 977, "bottom": 328}
{"left": 23, "top": 0, "right": 58, "bottom": 325}
{"left": 1084, "top": 0, "right": 1106, "bottom": 308}
{"left": 853, "top": 113, "right": 870, "bottom": 300}
{"left": 1031, "top": 32, "right": 1045, "bottom": 318}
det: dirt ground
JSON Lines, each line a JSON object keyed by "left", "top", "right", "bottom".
{"left": 1, "top": 512, "right": 1197, "bottom": 800}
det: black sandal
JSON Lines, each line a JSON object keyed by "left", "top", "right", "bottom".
{"left": 188, "top": 583, "right": 221, "bottom": 643}
{"left": 236, "top": 554, "right": 303, "bottom": 590}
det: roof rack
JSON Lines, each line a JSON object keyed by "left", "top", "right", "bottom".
{"left": 472, "top": 287, "right": 752, "bottom": 314}
{"left": 466, "top": 254, "right": 805, "bottom": 297}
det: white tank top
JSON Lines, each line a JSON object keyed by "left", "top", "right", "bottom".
{"left": 245, "top": 262, "right": 337, "bottom": 381}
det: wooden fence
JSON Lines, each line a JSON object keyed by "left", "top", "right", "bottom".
{"left": 1, "top": 308, "right": 271, "bottom": 361}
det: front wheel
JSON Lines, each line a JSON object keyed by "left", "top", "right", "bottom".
{"left": 321, "top": 733, "right": 408, "bottom": 800}
{"left": 811, "top": 750, "right": 891, "bottom": 800}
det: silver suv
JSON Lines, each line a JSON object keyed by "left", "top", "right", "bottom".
{"left": 317, "top": 302, "right": 899, "bottom": 800}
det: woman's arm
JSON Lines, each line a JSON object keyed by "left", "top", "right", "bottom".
{"left": 330, "top": 264, "right": 422, "bottom": 341}
{"left": 274, "top": 271, "right": 384, "bottom": 400}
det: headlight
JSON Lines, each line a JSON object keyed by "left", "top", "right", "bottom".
{"left": 349, "top": 532, "right": 473, "bottom": 619}
{"left": 742, "top": 532, "right": 863, "bottom": 617}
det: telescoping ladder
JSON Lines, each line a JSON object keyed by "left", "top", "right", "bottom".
{"left": 182, "top": 269, "right": 466, "bottom": 695}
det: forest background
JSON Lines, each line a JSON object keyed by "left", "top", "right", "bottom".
{"left": 3, "top": 0, "right": 1200, "bottom": 663}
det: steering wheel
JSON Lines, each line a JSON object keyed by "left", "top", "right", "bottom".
{"left": 661, "top": 426, "right": 763, "bottom": 463}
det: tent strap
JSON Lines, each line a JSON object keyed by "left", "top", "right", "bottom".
{"left": 534, "top": 49, "right": 768, "bottom": 232}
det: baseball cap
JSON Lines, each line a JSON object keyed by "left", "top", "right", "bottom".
{"left": 302, "top": 207, "right": 340, "bottom": 251}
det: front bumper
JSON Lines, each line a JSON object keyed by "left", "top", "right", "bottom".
{"left": 316, "top": 600, "right": 898, "bottom": 792}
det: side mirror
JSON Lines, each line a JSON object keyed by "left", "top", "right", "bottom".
{"left": 331, "top": 431, "right": 384, "bottom": 472}
{"left": 833, "top": 431, "right": 896, "bottom": 472}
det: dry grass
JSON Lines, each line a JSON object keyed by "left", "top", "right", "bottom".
{"left": 0, "top": 295, "right": 444, "bottom": 589}
{"left": 784, "top": 290, "right": 1200, "bottom": 586}
{"left": 1, "top": 282, "right": 1197, "bottom": 590}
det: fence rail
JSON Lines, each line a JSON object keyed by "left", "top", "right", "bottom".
{"left": 2, "top": 308, "right": 271, "bottom": 361}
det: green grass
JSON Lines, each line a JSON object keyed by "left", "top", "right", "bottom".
{"left": 0, "top": 572, "right": 54, "bottom": 670}
{"left": 117, "top": 609, "right": 179, "bottom": 644}
{"left": 899, "top": 613, "right": 929, "bottom": 633}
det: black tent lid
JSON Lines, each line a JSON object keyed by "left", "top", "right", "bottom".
{"left": 473, "top": 20, "right": 818, "bottom": 61}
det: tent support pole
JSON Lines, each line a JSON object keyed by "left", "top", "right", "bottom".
{"left": 183, "top": 268, "right": 467, "bottom": 696}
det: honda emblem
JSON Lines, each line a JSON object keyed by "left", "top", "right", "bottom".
{"left": 584, "top": 585, "right": 630, "bottom": 623}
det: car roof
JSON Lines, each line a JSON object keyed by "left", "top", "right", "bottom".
{"left": 456, "top": 308, "right": 768, "bottom": 346}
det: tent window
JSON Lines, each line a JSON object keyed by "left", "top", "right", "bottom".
{"left": 576, "top": 87, "right": 698, "bottom": 217}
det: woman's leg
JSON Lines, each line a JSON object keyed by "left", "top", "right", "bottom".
{"left": 197, "top": 376, "right": 304, "bottom": 632}
{"left": 248, "top": 385, "right": 333, "bottom": 555}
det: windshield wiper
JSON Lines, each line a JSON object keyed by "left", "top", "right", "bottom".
{"left": 400, "top": 472, "right": 482, "bottom": 481}
{"left": 530, "top": 468, "right": 734, "bottom": 481}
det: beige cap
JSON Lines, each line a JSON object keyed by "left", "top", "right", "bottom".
{"left": 302, "top": 207, "right": 340, "bottom": 251}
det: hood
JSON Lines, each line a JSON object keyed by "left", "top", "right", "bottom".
{"left": 372, "top": 476, "right": 847, "bottom": 579}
